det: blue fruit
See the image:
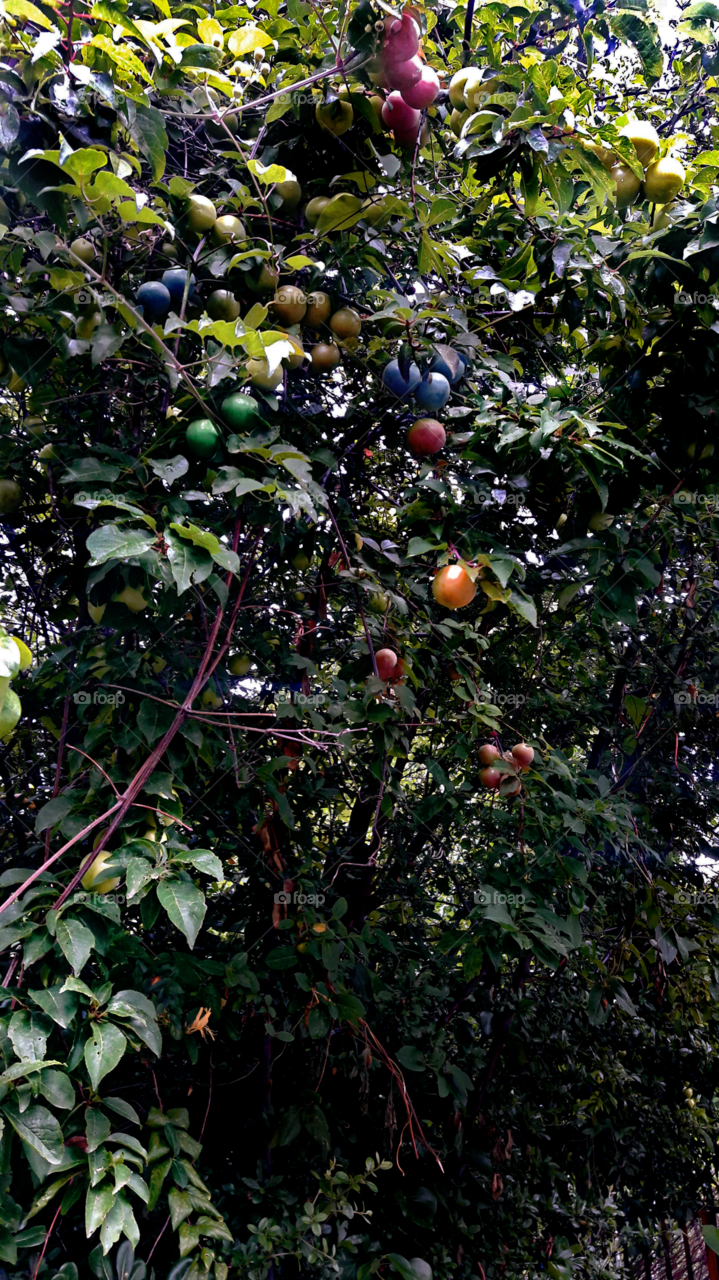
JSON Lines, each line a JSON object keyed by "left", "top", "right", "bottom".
{"left": 162, "top": 268, "right": 197, "bottom": 305}
{"left": 137, "top": 281, "right": 172, "bottom": 319}
{"left": 414, "top": 371, "right": 450, "bottom": 410}
{"left": 429, "top": 344, "right": 467, "bottom": 384}
{"left": 382, "top": 359, "right": 421, "bottom": 398}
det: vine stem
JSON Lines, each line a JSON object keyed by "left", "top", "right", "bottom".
{"left": 0, "top": 531, "right": 259, "bottom": 921}
{"left": 31, "top": 1201, "right": 62, "bottom": 1280}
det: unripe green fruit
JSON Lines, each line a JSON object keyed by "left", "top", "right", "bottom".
{"left": 221, "top": 392, "right": 260, "bottom": 430}
{"left": 292, "top": 552, "right": 310, "bottom": 571}
{"left": 305, "top": 197, "right": 330, "bottom": 228}
{"left": 76, "top": 311, "right": 102, "bottom": 340}
{"left": 610, "top": 163, "right": 641, "bottom": 209}
{"left": 207, "top": 290, "right": 240, "bottom": 321}
{"left": 186, "top": 418, "right": 220, "bottom": 458}
{"left": 229, "top": 653, "right": 252, "bottom": 676}
{"left": 212, "top": 215, "right": 246, "bottom": 245}
{"left": 0, "top": 687, "right": 21, "bottom": 740}
{"left": 186, "top": 194, "right": 217, "bottom": 233}
{"left": 247, "top": 264, "right": 280, "bottom": 294}
{"left": 275, "top": 179, "right": 302, "bottom": 213}
{"left": 644, "top": 156, "right": 686, "bottom": 204}
{"left": 0, "top": 479, "right": 22, "bottom": 513}
{"left": 69, "top": 237, "right": 95, "bottom": 264}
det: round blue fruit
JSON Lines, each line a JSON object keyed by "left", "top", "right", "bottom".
{"left": 382, "top": 359, "right": 421, "bottom": 398}
{"left": 137, "top": 281, "right": 172, "bottom": 319}
{"left": 415, "top": 371, "right": 450, "bottom": 410}
{"left": 162, "top": 268, "right": 197, "bottom": 305}
{"left": 429, "top": 344, "right": 467, "bottom": 384}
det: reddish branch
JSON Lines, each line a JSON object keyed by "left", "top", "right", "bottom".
{"left": 359, "top": 1019, "right": 444, "bottom": 1175}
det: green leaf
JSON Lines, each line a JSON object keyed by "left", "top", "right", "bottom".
{"left": 157, "top": 878, "right": 206, "bottom": 949}
{"left": 85, "top": 1181, "right": 114, "bottom": 1237}
{"left": 106, "top": 990, "right": 161, "bottom": 1057}
{"left": 406, "top": 537, "right": 442, "bottom": 558}
{"left": 396, "top": 1046, "right": 426, "bottom": 1073}
{"left": 132, "top": 104, "right": 169, "bottom": 181}
{"left": 85, "top": 1108, "right": 111, "bottom": 1152}
{"left": 8, "top": 1011, "right": 52, "bottom": 1062}
{"left": 3, "top": 1099, "right": 64, "bottom": 1166}
{"left": 169, "top": 1187, "right": 193, "bottom": 1228}
{"left": 171, "top": 850, "right": 223, "bottom": 880}
{"left": 609, "top": 13, "right": 663, "bottom": 82}
{"left": 56, "top": 918, "right": 96, "bottom": 975}
{"left": 28, "top": 985, "right": 79, "bottom": 1028}
{"left": 166, "top": 532, "right": 213, "bottom": 594}
{"left": 84, "top": 1023, "right": 127, "bottom": 1091}
{"left": 39, "top": 1069, "right": 75, "bottom": 1110}
{"left": 60, "top": 458, "right": 121, "bottom": 485}
{"left": 315, "top": 193, "right": 364, "bottom": 232}
{"left": 86, "top": 525, "right": 155, "bottom": 567}
{"left": 102, "top": 1097, "right": 141, "bottom": 1126}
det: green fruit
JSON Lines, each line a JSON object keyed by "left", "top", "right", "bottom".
{"left": 275, "top": 179, "right": 302, "bottom": 213}
{"left": 186, "top": 194, "right": 217, "bottom": 233}
{"left": 368, "top": 591, "right": 390, "bottom": 614}
{"left": 247, "top": 264, "right": 280, "bottom": 294}
{"left": 0, "top": 197, "right": 10, "bottom": 226}
{"left": 186, "top": 418, "right": 220, "bottom": 458}
{"left": 0, "top": 687, "right": 21, "bottom": 740}
{"left": 315, "top": 100, "right": 354, "bottom": 136}
{"left": 229, "top": 653, "right": 252, "bottom": 676}
{"left": 305, "top": 197, "right": 330, "bottom": 228}
{"left": 449, "top": 68, "right": 476, "bottom": 109}
{"left": 292, "top": 552, "right": 310, "bottom": 571}
{"left": 212, "top": 215, "right": 246, "bottom": 245}
{"left": 69, "top": 237, "right": 95, "bottom": 264}
{"left": 221, "top": 392, "right": 260, "bottom": 430}
{"left": 610, "top": 163, "right": 642, "bottom": 209}
{"left": 644, "top": 156, "right": 686, "bottom": 204}
{"left": 0, "top": 479, "right": 22, "bottom": 513}
{"left": 76, "top": 311, "right": 102, "bottom": 340}
{"left": 10, "top": 636, "right": 32, "bottom": 670}
{"left": 113, "top": 585, "right": 149, "bottom": 612}
{"left": 206, "top": 290, "right": 240, "bottom": 321}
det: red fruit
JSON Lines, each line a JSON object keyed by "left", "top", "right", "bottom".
{"left": 401, "top": 66, "right": 440, "bottom": 109}
{"left": 375, "top": 647, "right": 399, "bottom": 681}
{"left": 479, "top": 767, "right": 501, "bottom": 789}
{"left": 512, "top": 743, "right": 535, "bottom": 770}
{"left": 381, "top": 91, "right": 421, "bottom": 136}
{"left": 383, "top": 11, "right": 420, "bottom": 61}
{"left": 500, "top": 775, "right": 522, "bottom": 797}
{"left": 407, "top": 418, "right": 446, "bottom": 456}
{"left": 385, "top": 55, "right": 423, "bottom": 92}
{"left": 478, "top": 743, "right": 500, "bottom": 766}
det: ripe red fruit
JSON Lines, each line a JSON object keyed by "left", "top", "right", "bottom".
{"left": 479, "top": 767, "right": 501, "bottom": 789}
{"left": 407, "top": 418, "right": 446, "bottom": 456}
{"left": 375, "top": 647, "right": 399, "bottom": 681}
{"left": 401, "top": 66, "right": 440, "bottom": 109}
{"left": 478, "top": 743, "right": 500, "bottom": 766}
{"left": 385, "top": 56, "right": 423, "bottom": 92}
{"left": 511, "top": 743, "right": 534, "bottom": 770}
{"left": 381, "top": 91, "right": 421, "bottom": 136}
{"left": 383, "top": 11, "right": 420, "bottom": 61}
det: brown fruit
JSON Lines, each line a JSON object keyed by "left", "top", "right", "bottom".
{"left": 329, "top": 307, "right": 361, "bottom": 340}
{"left": 304, "top": 292, "right": 332, "bottom": 327}
{"left": 511, "top": 743, "right": 534, "bottom": 770}
{"left": 271, "top": 285, "right": 307, "bottom": 326}
{"left": 310, "top": 342, "right": 340, "bottom": 373}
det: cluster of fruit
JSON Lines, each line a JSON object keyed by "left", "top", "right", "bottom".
{"left": 0, "top": 629, "right": 31, "bottom": 741}
{"left": 370, "top": 12, "right": 439, "bottom": 148}
{"left": 383, "top": 342, "right": 468, "bottom": 414}
{"left": 447, "top": 67, "right": 513, "bottom": 139}
{"left": 478, "top": 741, "right": 534, "bottom": 796}
{"left": 588, "top": 120, "right": 686, "bottom": 209}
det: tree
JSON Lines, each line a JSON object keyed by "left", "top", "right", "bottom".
{"left": 1, "top": 1, "right": 719, "bottom": 1279}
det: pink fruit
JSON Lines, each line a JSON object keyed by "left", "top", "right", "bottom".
{"left": 385, "top": 55, "right": 422, "bottom": 92}
{"left": 512, "top": 743, "right": 535, "bottom": 770}
{"left": 375, "top": 647, "right": 399, "bottom": 681}
{"left": 479, "top": 767, "right": 501, "bottom": 789}
{"left": 383, "top": 11, "right": 420, "bottom": 61}
{"left": 381, "top": 91, "right": 421, "bottom": 135}
{"left": 478, "top": 743, "right": 500, "bottom": 766}
{"left": 407, "top": 418, "right": 446, "bottom": 456}
{"left": 401, "top": 66, "right": 440, "bottom": 109}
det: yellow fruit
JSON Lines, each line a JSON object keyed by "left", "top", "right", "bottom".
{"left": 229, "top": 653, "right": 252, "bottom": 676}
{"left": 212, "top": 214, "right": 246, "bottom": 245}
{"left": 361, "top": 196, "right": 390, "bottom": 226}
{"left": 315, "top": 100, "right": 354, "bottom": 136}
{"left": 464, "top": 73, "right": 499, "bottom": 111}
{"left": 186, "top": 194, "right": 217, "bottom": 233}
{"left": 247, "top": 356, "right": 284, "bottom": 390}
{"left": 283, "top": 335, "right": 306, "bottom": 370}
{"left": 200, "top": 687, "right": 223, "bottom": 710}
{"left": 10, "top": 637, "right": 31, "bottom": 670}
{"left": 292, "top": 552, "right": 310, "bottom": 571}
{"left": 114, "top": 586, "right": 149, "bottom": 612}
{"left": 644, "top": 156, "right": 686, "bottom": 204}
{"left": 450, "top": 108, "right": 470, "bottom": 137}
{"left": 69, "top": 237, "right": 95, "bottom": 264}
{"left": 449, "top": 67, "right": 476, "bottom": 109}
{"left": 81, "top": 849, "right": 120, "bottom": 894}
{"left": 619, "top": 119, "right": 659, "bottom": 167}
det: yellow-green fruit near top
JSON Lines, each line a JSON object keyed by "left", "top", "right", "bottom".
{"left": 292, "top": 552, "right": 310, "bottom": 571}
{"left": 0, "top": 688, "right": 20, "bottom": 740}
{"left": 82, "top": 849, "right": 121, "bottom": 894}
{"left": 644, "top": 156, "right": 686, "bottom": 204}
{"left": 0, "top": 479, "right": 22, "bottom": 513}
{"left": 186, "top": 194, "right": 217, "bottom": 233}
{"left": 114, "top": 585, "right": 149, "bottom": 612}
{"left": 229, "top": 653, "right": 252, "bottom": 676}
{"left": 449, "top": 67, "right": 476, "bottom": 109}
{"left": 619, "top": 119, "right": 659, "bottom": 167}
{"left": 10, "top": 636, "right": 31, "bottom": 670}
{"left": 610, "top": 163, "right": 642, "bottom": 209}
{"left": 316, "top": 100, "right": 354, "bottom": 136}
{"left": 305, "top": 196, "right": 330, "bottom": 228}
{"left": 275, "top": 180, "right": 302, "bottom": 213}
{"left": 212, "top": 215, "right": 246, "bottom": 245}
{"left": 69, "top": 237, "right": 95, "bottom": 264}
